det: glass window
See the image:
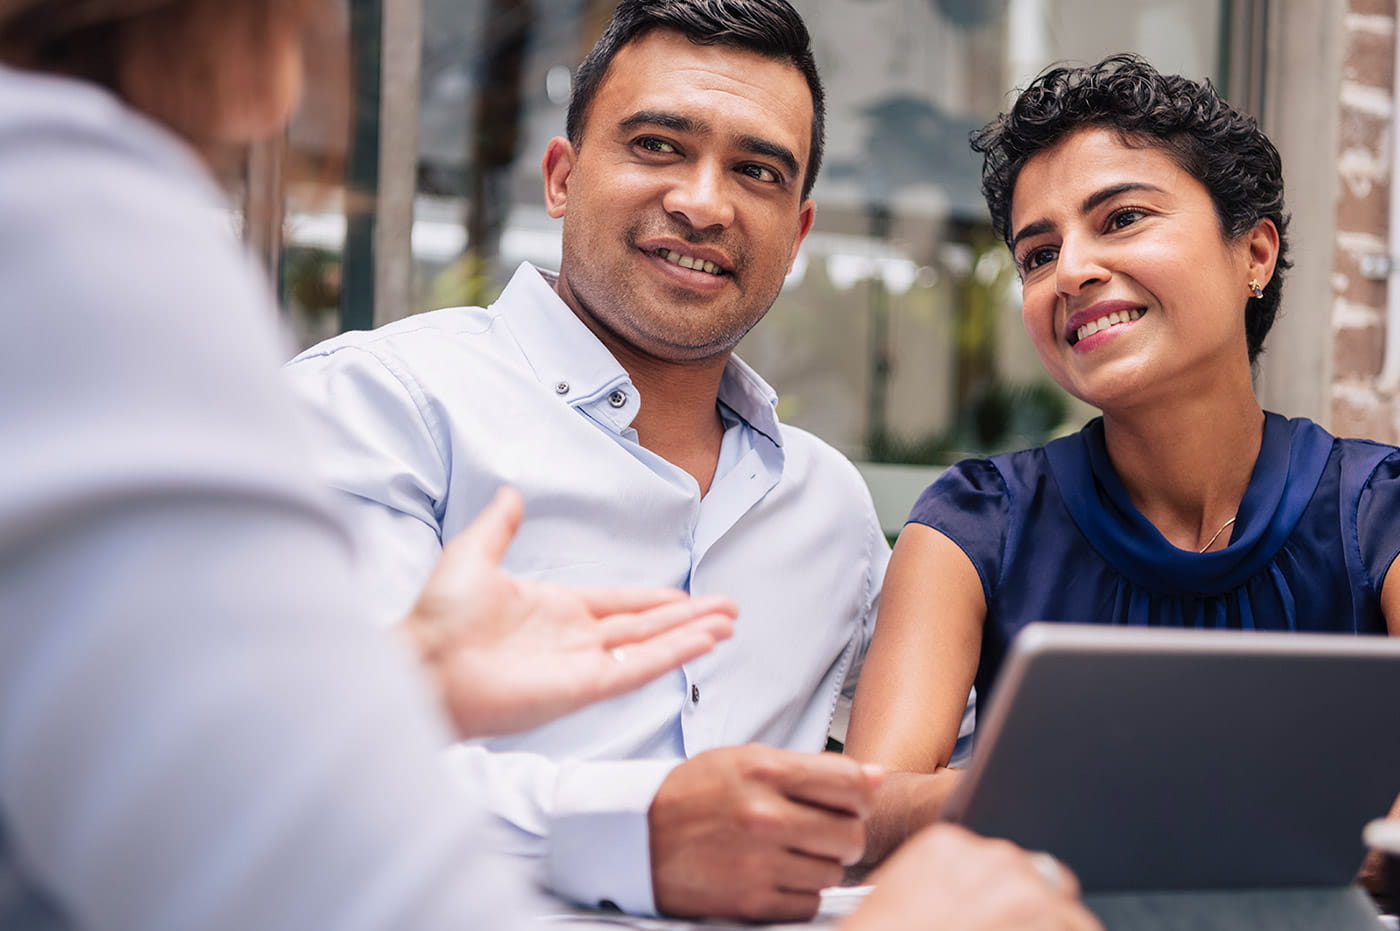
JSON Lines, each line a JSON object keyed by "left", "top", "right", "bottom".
{"left": 277, "top": 0, "right": 1229, "bottom": 476}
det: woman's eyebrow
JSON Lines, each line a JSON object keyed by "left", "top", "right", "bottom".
{"left": 1011, "top": 181, "right": 1168, "bottom": 247}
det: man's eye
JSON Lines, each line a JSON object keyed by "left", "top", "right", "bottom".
{"left": 739, "top": 164, "right": 780, "bottom": 184}
{"left": 636, "top": 137, "right": 677, "bottom": 154}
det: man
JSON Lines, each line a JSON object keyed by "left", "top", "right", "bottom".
{"left": 286, "top": 0, "right": 887, "bottom": 921}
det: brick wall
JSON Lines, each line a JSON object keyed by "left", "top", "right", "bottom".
{"left": 1331, "top": 0, "right": 1398, "bottom": 441}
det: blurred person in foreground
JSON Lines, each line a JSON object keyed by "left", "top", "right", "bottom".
{"left": 845, "top": 55, "right": 1400, "bottom": 877}
{"left": 0, "top": 1, "right": 1100, "bottom": 929}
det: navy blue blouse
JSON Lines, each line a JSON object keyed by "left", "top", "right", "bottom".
{"left": 907, "top": 413, "right": 1400, "bottom": 706}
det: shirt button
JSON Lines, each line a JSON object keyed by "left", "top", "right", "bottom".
{"left": 608, "top": 389, "right": 627, "bottom": 408}
{"left": 691, "top": 684, "right": 701, "bottom": 703}
{"left": 554, "top": 381, "right": 570, "bottom": 395}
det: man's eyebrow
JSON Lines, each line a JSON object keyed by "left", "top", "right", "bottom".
{"left": 617, "top": 111, "right": 800, "bottom": 182}
{"left": 618, "top": 110, "right": 703, "bottom": 134}
{"left": 736, "top": 134, "right": 799, "bottom": 182}
{"left": 1010, "top": 181, "right": 1167, "bottom": 248}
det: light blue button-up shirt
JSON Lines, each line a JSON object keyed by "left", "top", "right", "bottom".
{"left": 285, "top": 263, "right": 889, "bottom": 915}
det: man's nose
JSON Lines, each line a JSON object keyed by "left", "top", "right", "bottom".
{"left": 662, "top": 161, "right": 736, "bottom": 231}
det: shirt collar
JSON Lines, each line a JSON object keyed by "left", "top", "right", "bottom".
{"left": 497, "top": 262, "right": 783, "bottom": 446}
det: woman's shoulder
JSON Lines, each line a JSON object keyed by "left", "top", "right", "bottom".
{"left": 1268, "top": 412, "right": 1400, "bottom": 480}
{"left": 907, "top": 442, "right": 1064, "bottom": 534}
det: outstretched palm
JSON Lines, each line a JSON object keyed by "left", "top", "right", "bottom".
{"left": 402, "top": 488, "right": 736, "bottom": 738}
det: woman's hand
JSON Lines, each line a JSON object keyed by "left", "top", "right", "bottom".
{"left": 401, "top": 487, "right": 737, "bottom": 738}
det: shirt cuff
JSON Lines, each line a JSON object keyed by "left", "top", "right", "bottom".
{"left": 544, "top": 758, "right": 679, "bottom": 916}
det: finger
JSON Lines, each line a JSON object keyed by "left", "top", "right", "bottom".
{"left": 773, "top": 847, "right": 847, "bottom": 895}
{"left": 592, "top": 622, "right": 730, "bottom": 697}
{"left": 444, "top": 486, "right": 523, "bottom": 566}
{"left": 597, "top": 595, "right": 739, "bottom": 647}
{"left": 765, "top": 800, "right": 866, "bottom": 866}
{"left": 1067, "top": 902, "right": 1107, "bottom": 931}
{"left": 733, "top": 885, "right": 822, "bottom": 924}
{"left": 1365, "top": 817, "right": 1400, "bottom": 852}
{"left": 771, "top": 752, "right": 877, "bottom": 818}
{"left": 1029, "top": 851, "right": 1081, "bottom": 899}
{"left": 571, "top": 584, "right": 691, "bottom": 615}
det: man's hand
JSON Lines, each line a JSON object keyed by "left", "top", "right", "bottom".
{"left": 401, "top": 487, "right": 737, "bottom": 738}
{"left": 649, "top": 745, "right": 881, "bottom": 922}
{"left": 844, "top": 824, "right": 1103, "bottom": 931}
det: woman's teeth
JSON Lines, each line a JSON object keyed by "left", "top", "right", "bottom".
{"left": 1075, "top": 308, "right": 1143, "bottom": 343}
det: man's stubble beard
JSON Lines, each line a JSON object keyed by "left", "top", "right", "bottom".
{"left": 559, "top": 217, "right": 782, "bottom": 365}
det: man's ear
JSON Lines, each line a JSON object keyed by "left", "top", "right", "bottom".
{"left": 542, "top": 137, "right": 576, "bottom": 219}
{"left": 788, "top": 198, "right": 817, "bottom": 272}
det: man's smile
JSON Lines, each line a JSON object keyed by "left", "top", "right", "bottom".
{"left": 652, "top": 247, "right": 726, "bottom": 276}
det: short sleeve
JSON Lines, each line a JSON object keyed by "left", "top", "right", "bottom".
{"left": 905, "top": 458, "right": 1011, "bottom": 605}
{"left": 1356, "top": 450, "right": 1400, "bottom": 594}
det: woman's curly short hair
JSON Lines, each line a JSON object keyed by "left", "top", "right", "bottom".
{"left": 971, "top": 54, "right": 1291, "bottom": 363}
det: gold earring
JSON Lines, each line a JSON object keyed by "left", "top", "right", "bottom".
{"left": 1248, "top": 278, "right": 1264, "bottom": 299}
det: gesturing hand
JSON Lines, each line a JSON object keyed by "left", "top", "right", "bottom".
{"left": 844, "top": 824, "right": 1103, "bottom": 931}
{"left": 649, "top": 745, "right": 881, "bottom": 922}
{"left": 401, "top": 487, "right": 737, "bottom": 738}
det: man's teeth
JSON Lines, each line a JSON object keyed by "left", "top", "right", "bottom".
{"left": 1076, "top": 308, "right": 1143, "bottom": 343}
{"left": 658, "top": 249, "right": 723, "bottom": 276}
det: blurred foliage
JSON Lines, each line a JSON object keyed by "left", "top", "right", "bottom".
{"left": 283, "top": 246, "right": 343, "bottom": 315}
{"left": 423, "top": 250, "right": 504, "bottom": 311}
{"left": 869, "top": 377, "right": 1070, "bottom": 464}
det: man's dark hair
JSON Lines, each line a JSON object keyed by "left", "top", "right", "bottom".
{"left": 566, "top": 0, "right": 825, "bottom": 200}
{"left": 971, "top": 54, "right": 1292, "bottom": 363}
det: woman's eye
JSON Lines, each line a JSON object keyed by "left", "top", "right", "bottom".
{"left": 1109, "top": 207, "right": 1145, "bottom": 229}
{"left": 1020, "top": 246, "right": 1057, "bottom": 271}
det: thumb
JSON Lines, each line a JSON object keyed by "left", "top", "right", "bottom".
{"left": 447, "top": 486, "right": 524, "bottom": 567}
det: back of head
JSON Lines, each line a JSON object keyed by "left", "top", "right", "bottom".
{"left": 0, "top": 0, "right": 325, "bottom": 151}
{"left": 566, "top": 0, "right": 826, "bottom": 200}
{"left": 972, "top": 54, "right": 1292, "bottom": 362}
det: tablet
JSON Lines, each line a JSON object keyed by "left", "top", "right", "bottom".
{"left": 941, "top": 623, "right": 1400, "bottom": 893}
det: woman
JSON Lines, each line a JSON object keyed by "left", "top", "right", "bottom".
{"left": 845, "top": 54, "right": 1400, "bottom": 865}
{"left": 0, "top": 2, "right": 1101, "bottom": 929}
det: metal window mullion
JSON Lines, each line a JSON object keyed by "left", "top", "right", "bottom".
{"left": 374, "top": 0, "right": 423, "bottom": 327}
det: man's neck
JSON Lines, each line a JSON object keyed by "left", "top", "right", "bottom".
{"left": 556, "top": 288, "right": 732, "bottom": 495}
{"left": 611, "top": 342, "right": 730, "bottom": 497}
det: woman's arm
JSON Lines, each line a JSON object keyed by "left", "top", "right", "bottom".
{"left": 1383, "top": 562, "right": 1400, "bottom": 636}
{"left": 845, "top": 522, "right": 988, "bottom": 866}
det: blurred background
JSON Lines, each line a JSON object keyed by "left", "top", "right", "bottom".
{"left": 236, "top": 0, "right": 1399, "bottom": 515}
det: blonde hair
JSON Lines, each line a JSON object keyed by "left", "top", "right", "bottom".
{"left": 0, "top": 0, "right": 329, "bottom": 147}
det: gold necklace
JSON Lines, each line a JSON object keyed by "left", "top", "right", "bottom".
{"left": 1198, "top": 515, "right": 1237, "bottom": 553}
